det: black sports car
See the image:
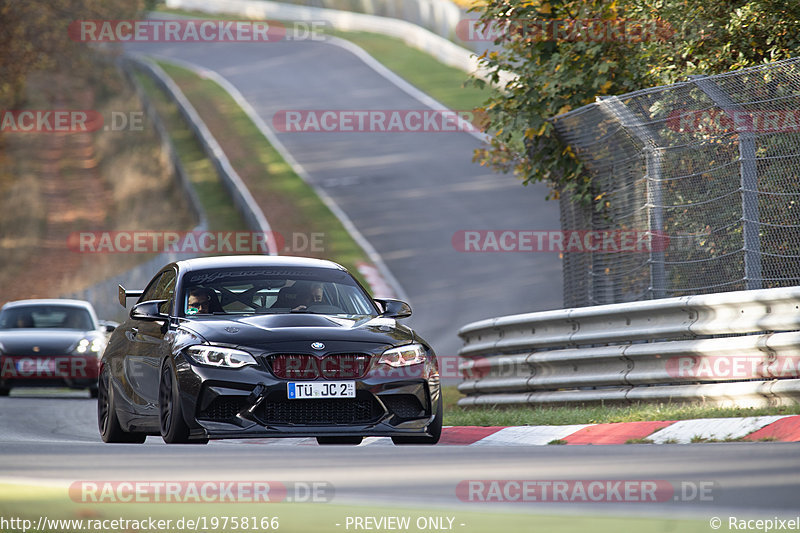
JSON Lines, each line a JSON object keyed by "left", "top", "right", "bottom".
{"left": 99, "top": 255, "right": 442, "bottom": 445}
{"left": 0, "top": 299, "right": 111, "bottom": 397}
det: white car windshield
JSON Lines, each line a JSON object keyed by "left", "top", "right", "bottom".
{"left": 0, "top": 305, "right": 94, "bottom": 330}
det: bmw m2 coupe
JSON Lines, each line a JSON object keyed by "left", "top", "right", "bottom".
{"left": 99, "top": 256, "right": 442, "bottom": 445}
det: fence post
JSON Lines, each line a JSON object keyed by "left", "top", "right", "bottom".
{"left": 599, "top": 96, "right": 666, "bottom": 299}
{"left": 690, "top": 75, "right": 762, "bottom": 290}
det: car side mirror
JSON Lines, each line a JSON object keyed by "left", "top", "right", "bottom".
{"left": 130, "top": 300, "right": 169, "bottom": 322}
{"left": 98, "top": 320, "right": 118, "bottom": 333}
{"left": 374, "top": 298, "right": 412, "bottom": 319}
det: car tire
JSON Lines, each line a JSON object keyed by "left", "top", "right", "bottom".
{"left": 0, "top": 388, "right": 10, "bottom": 397}
{"left": 159, "top": 358, "right": 207, "bottom": 445}
{"left": 391, "top": 394, "right": 442, "bottom": 445}
{"left": 89, "top": 386, "right": 99, "bottom": 399}
{"left": 98, "top": 367, "right": 146, "bottom": 444}
{"left": 316, "top": 436, "right": 363, "bottom": 445}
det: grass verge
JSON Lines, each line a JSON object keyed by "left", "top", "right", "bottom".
{"left": 443, "top": 397, "right": 800, "bottom": 427}
{"left": 323, "top": 29, "right": 486, "bottom": 112}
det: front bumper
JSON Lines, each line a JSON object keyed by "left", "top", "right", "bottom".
{"left": 174, "top": 354, "right": 441, "bottom": 439}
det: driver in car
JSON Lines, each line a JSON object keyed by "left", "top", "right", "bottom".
{"left": 186, "top": 287, "right": 213, "bottom": 315}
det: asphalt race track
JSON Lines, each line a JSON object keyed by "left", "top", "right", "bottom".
{"left": 125, "top": 36, "right": 563, "bottom": 361}
{"left": 2, "top": 390, "right": 800, "bottom": 524}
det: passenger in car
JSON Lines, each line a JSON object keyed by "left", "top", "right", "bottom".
{"left": 14, "top": 311, "right": 34, "bottom": 328}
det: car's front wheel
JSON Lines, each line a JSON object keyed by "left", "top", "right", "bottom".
{"left": 0, "top": 388, "right": 9, "bottom": 397}
{"left": 391, "top": 394, "right": 442, "bottom": 445}
{"left": 98, "top": 367, "right": 146, "bottom": 444}
{"left": 159, "top": 359, "right": 207, "bottom": 444}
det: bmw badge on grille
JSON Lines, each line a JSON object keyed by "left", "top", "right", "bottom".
{"left": 311, "top": 342, "right": 325, "bottom": 350}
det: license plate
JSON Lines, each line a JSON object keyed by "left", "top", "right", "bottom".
{"left": 16, "top": 358, "right": 55, "bottom": 373}
{"left": 287, "top": 381, "right": 355, "bottom": 399}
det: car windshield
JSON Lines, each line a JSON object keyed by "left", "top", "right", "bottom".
{"left": 0, "top": 305, "right": 95, "bottom": 330}
{"left": 181, "top": 267, "right": 378, "bottom": 316}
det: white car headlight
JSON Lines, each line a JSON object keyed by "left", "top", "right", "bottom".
{"left": 73, "top": 338, "right": 104, "bottom": 355}
{"left": 186, "top": 345, "right": 257, "bottom": 369}
{"left": 378, "top": 343, "right": 427, "bottom": 367}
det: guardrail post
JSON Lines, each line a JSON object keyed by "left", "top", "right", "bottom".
{"left": 599, "top": 96, "right": 666, "bottom": 299}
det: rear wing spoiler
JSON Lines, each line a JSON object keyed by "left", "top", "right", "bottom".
{"left": 118, "top": 285, "right": 143, "bottom": 307}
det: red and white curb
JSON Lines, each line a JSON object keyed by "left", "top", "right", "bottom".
{"left": 213, "top": 415, "right": 800, "bottom": 446}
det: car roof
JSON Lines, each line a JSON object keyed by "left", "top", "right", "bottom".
{"left": 0, "top": 299, "right": 100, "bottom": 325}
{"left": 1, "top": 299, "right": 96, "bottom": 310}
{"left": 175, "top": 255, "right": 347, "bottom": 272}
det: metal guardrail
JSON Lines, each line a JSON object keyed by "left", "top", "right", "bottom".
{"left": 458, "top": 287, "right": 800, "bottom": 407}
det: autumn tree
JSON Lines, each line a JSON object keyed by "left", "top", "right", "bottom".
{"left": 470, "top": 0, "right": 800, "bottom": 204}
{"left": 0, "top": 0, "right": 141, "bottom": 109}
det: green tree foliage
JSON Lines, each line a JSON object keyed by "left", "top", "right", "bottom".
{"left": 0, "top": 0, "right": 141, "bottom": 109}
{"left": 470, "top": 0, "right": 800, "bottom": 204}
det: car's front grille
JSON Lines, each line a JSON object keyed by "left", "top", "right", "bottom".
{"left": 259, "top": 390, "right": 384, "bottom": 425}
{"left": 382, "top": 394, "right": 425, "bottom": 419}
{"left": 268, "top": 354, "right": 371, "bottom": 380}
{"left": 198, "top": 396, "right": 248, "bottom": 421}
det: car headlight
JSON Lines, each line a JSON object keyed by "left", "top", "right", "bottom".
{"left": 186, "top": 345, "right": 257, "bottom": 369}
{"left": 378, "top": 343, "right": 427, "bottom": 367}
{"left": 73, "top": 338, "right": 104, "bottom": 355}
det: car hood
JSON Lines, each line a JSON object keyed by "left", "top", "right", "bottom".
{"left": 178, "top": 314, "right": 417, "bottom": 350}
{"left": 0, "top": 329, "right": 99, "bottom": 355}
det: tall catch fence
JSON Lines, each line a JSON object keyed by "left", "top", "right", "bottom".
{"left": 552, "top": 57, "right": 800, "bottom": 308}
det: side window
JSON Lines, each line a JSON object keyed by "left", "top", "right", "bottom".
{"left": 154, "top": 269, "right": 177, "bottom": 315}
{"left": 138, "top": 273, "right": 163, "bottom": 303}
